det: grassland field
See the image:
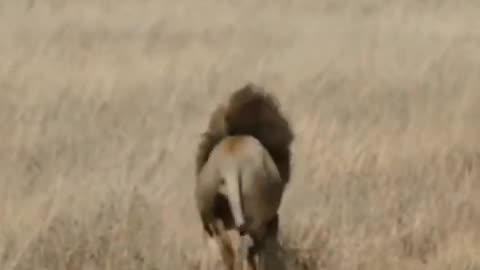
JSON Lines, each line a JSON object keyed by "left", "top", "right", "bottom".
{"left": 0, "top": 0, "right": 479, "bottom": 269}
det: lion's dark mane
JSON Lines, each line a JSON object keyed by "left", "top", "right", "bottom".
{"left": 195, "top": 83, "right": 294, "bottom": 183}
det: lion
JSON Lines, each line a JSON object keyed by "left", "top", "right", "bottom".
{"left": 194, "top": 83, "right": 294, "bottom": 270}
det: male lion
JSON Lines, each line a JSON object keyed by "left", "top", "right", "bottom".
{"left": 195, "top": 83, "right": 294, "bottom": 270}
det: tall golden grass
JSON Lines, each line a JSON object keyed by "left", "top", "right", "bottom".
{"left": 1, "top": 0, "right": 479, "bottom": 269}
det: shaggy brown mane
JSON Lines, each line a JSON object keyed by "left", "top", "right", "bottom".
{"left": 196, "top": 83, "right": 294, "bottom": 183}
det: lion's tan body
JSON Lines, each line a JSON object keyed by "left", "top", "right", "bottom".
{"left": 196, "top": 135, "right": 284, "bottom": 237}
{"left": 195, "top": 83, "right": 294, "bottom": 270}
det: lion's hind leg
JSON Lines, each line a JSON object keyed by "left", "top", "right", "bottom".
{"left": 209, "top": 220, "right": 237, "bottom": 270}
{"left": 247, "top": 214, "right": 285, "bottom": 270}
{"left": 227, "top": 227, "right": 252, "bottom": 270}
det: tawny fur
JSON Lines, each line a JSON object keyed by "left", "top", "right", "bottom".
{"left": 194, "top": 83, "right": 294, "bottom": 270}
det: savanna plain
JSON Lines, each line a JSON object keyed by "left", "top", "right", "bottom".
{"left": 1, "top": 0, "right": 480, "bottom": 269}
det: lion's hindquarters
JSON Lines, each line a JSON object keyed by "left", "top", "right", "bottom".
{"left": 195, "top": 162, "right": 225, "bottom": 237}
{"left": 240, "top": 151, "right": 284, "bottom": 233}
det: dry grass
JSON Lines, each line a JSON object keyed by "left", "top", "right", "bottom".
{"left": 1, "top": 0, "right": 480, "bottom": 269}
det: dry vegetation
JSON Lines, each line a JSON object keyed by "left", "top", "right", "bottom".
{"left": 1, "top": 0, "right": 480, "bottom": 269}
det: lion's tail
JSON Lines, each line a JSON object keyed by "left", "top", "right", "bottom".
{"left": 222, "top": 168, "right": 246, "bottom": 233}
